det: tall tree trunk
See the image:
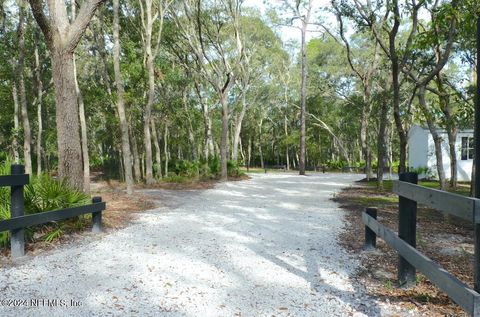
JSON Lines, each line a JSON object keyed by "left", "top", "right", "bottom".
{"left": 73, "top": 59, "right": 90, "bottom": 192}
{"left": 436, "top": 74, "right": 457, "bottom": 188}
{"left": 220, "top": 93, "right": 229, "bottom": 180}
{"left": 258, "top": 118, "right": 264, "bottom": 169}
{"left": 113, "top": 0, "right": 134, "bottom": 194}
{"left": 284, "top": 116, "right": 290, "bottom": 170}
{"left": 142, "top": 0, "right": 157, "bottom": 185}
{"left": 16, "top": 0, "right": 32, "bottom": 175}
{"left": 34, "top": 31, "right": 44, "bottom": 175}
{"left": 29, "top": 0, "right": 105, "bottom": 190}
{"left": 360, "top": 100, "right": 373, "bottom": 180}
{"left": 239, "top": 136, "right": 245, "bottom": 162}
{"left": 164, "top": 123, "right": 169, "bottom": 177}
{"left": 247, "top": 137, "right": 252, "bottom": 171}
{"left": 446, "top": 128, "right": 458, "bottom": 188}
{"left": 232, "top": 93, "right": 248, "bottom": 162}
{"left": 377, "top": 100, "right": 389, "bottom": 189}
{"left": 51, "top": 50, "right": 84, "bottom": 189}
{"left": 418, "top": 87, "right": 446, "bottom": 190}
{"left": 11, "top": 81, "right": 20, "bottom": 162}
{"left": 184, "top": 91, "right": 197, "bottom": 161}
{"left": 299, "top": 19, "right": 308, "bottom": 175}
{"left": 131, "top": 131, "right": 141, "bottom": 182}
{"left": 71, "top": 0, "right": 90, "bottom": 192}
{"left": 96, "top": 11, "right": 113, "bottom": 96}
{"left": 151, "top": 118, "right": 162, "bottom": 179}
{"left": 202, "top": 102, "right": 214, "bottom": 160}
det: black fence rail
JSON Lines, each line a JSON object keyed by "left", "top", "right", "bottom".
{"left": 0, "top": 164, "right": 106, "bottom": 258}
{"left": 362, "top": 172, "right": 480, "bottom": 316}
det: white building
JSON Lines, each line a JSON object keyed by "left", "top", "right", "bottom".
{"left": 408, "top": 125, "right": 474, "bottom": 181}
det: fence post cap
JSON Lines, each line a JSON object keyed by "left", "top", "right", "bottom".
{"left": 10, "top": 164, "right": 25, "bottom": 174}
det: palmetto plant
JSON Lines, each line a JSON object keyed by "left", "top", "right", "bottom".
{"left": 0, "top": 159, "right": 90, "bottom": 247}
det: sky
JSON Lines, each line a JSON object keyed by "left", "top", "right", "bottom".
{"left": 243, "top": 0, "right": 333, "bottom": 45}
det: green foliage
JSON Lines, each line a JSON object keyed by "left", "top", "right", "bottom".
{"left": 174, "top": 160, "right": 200, "bottom": 178}
{"left": 208, "top": 157, "right": 221, "bottom": 176}
{"left": 163, "top": 175, "right": 190, "bottom": 183}
{"left": 0, "top": 158, "right": 90, "bottom": 247}
{"left": 409, "top": 166, "right": 430, "bottom": 176}
{"left": 227, "top": 160, "right": 243, "bottom": 177}
{"left": 325, "top": 160, "right": 348, "bottom": 170}
{"left": 43, "top": 225, "right": 64, "bottom": 243}
{"left": 24, "top": 174, "right": 90, "bottom": 214}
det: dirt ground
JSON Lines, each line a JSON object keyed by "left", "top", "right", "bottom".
{"left": 334, "top": 182, "right": 474, "bottom": 316}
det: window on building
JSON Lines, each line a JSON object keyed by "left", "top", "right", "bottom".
{"left": 461, "top": 137, "right": 474, "bottom": 160}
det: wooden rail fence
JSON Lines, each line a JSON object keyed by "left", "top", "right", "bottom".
{"left": 0, "top": 164, "right": 106, "bottom": 258}
{"left": 363, "top": 172, "right": 480, "bottom": 316}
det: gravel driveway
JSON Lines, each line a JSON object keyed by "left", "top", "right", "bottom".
{"left": 0, "top": 173, "right": 392, "bottom": 316}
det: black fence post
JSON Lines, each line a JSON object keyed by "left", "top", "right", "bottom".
{"left": 474, "top": 15, "right": 480, "bottom": 295}
{"left": 364, "top": 207, "right": 377, "bottom": 250}
{"left": 91, "top": 197, "right": 103, "bottom": 233}
{"left": 398, "top": 172, "right": 418, "bottom": 288}
{"left": 476, "top": 200, "right": 480, "bottom": 294}
{"left": 10, "top": 164, "right": 26, "bottom": 258}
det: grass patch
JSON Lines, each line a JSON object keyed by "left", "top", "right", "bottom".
{"left": 352, "top": 196, "right": 398, "bottom": 205}
{"left": 364, "top": 179, "right": 471, "bottom": 196}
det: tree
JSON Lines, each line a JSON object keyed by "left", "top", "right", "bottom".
{"left": 113, "top": 0, "right": 134, "bottom": 194}
{"left": 173, "top": 0, "right": 244, "bottom": 180}
{"left": 28, "top": 0, "right": 106, "bottom": 190}
{"left": 272, "top": 0, "right": 315, "bottom": 175}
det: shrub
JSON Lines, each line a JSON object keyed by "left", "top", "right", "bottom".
{"left": 227, "top": 160, "right": 242, "bottom": 177}
{"left": 0, "top": 158, "right": 90, "bottom": 247}
{"left": 326, "top": 160, "right": 347, "bottom": 170}
{"left": 174, "top": 160, "right": 200, "bottom": 178}
{"left": 208, "top": 157, "right": 220, "bottom": 176}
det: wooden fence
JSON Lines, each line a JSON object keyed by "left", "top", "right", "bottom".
{"left": 363, "top": 172, "right": 480, "bottom": 316}
{"left": 0, "top": 164, "right": 106, "bottom": 258}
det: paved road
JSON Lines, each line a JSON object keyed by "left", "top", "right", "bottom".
{"left": 0, "top": 173, "right": 392, "bottom": 316}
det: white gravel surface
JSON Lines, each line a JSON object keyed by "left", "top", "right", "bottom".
{"left": 0, "top": 173, "right": 400, "bottom": 316}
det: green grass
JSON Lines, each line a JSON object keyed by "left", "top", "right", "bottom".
{"left": 365, "top": 180, "right": 471, "bottom": 196}
{"left": 241, "top": 167, "right": 286, "bottom": 174}
{"left": 352, "top": 196, "right": 398, "bottom": 205}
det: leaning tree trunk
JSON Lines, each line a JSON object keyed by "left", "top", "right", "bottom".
{"left": 437, "top": 75, "right": 457, "bottom": 189}
{"left": 232, "top": 93, "right": 248, "bottom": 162}
{"left": 113, "top": 0, "right": 134, "bottom": 194}
{"left": 71, "top": 0, "right": 90, "bottom": 192}
{"left": 73, "top": 60, "right": 90, "bottom": 192}
{"left": 418, "top": 87, "right": 446, "bottom": 190}
{"left": 446, "top": 127, "right": 458, "bottom": 189}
